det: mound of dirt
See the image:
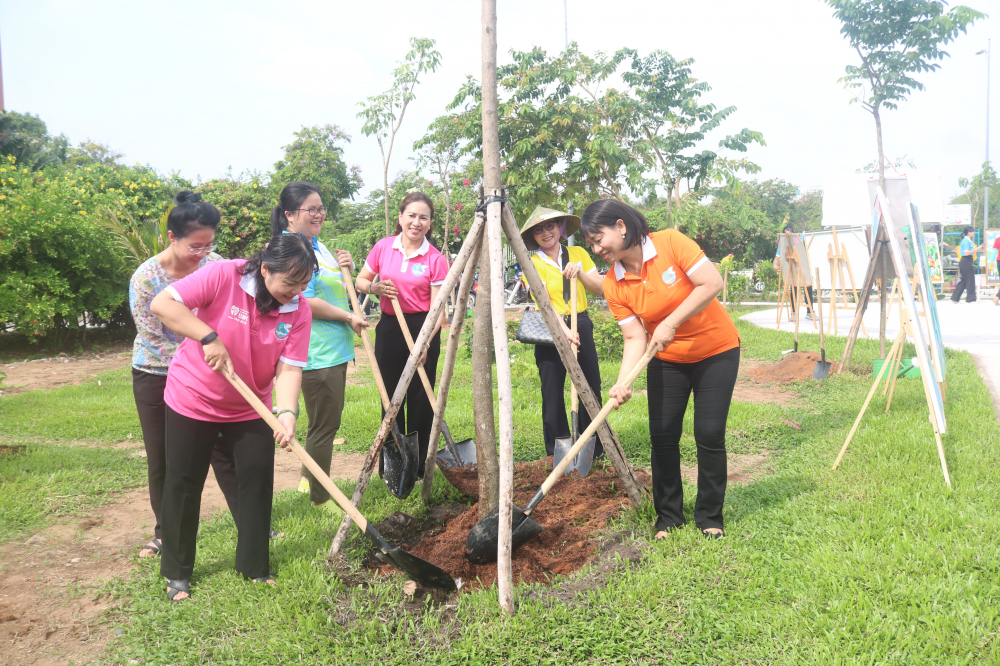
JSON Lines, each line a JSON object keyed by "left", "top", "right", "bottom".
{"left": 438, "top": 462, "right": 479, "bottom": 498}
{"left": 744, "top": 351, "right": 839, "bottom": 385}
{"left": 369, "top": 459, "right": 648, "bottom": 591}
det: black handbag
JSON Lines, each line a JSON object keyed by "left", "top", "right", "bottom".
{"left": 514, "top": 246, "right": 571, "bottom": 346}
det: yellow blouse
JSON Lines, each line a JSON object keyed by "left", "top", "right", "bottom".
{"left": 523, "top": 246, "right": 598, "bottom": 316}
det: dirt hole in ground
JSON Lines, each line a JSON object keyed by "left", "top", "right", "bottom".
{"left": 0, "top": 444, "right": 27, "bottom": 459}
{"left": 364, "top": 459, "right": 649, "bottom": 592}
{"left": 743, "top": 351, "right": 839, "bottom": 385}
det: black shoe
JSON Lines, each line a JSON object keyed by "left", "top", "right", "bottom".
{"left": 702, "top": 529, "right": 725, "bottom": 539}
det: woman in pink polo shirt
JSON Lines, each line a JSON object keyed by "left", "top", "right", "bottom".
{"left": 356, "top": 192, "right": 448, "bottom": 478}
{"left": 149, "top": 233, "right": 316, "bottom": 602}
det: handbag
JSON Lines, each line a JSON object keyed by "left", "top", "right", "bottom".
{"left": 515, "top": 246, "right": 572, "bottom": 346}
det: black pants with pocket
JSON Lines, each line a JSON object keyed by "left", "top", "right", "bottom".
{"left": 533, "top": 311, "right": 603, "bottom": 458}
{"left": 374, "top": 311, "right": 441, "bottom": 478}
{"left": 647, "top": 346, "right": 740, "bottom": 532}
{"left": 952, "top": 255, "right": 977, "bottom": 302}
{"left": 131, "top": 368, "right": 239, "bottom": 541}
{"left": 159, "top": 406, "right": 274, "bottom": 581}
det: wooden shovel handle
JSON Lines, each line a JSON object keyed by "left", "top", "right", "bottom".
{"left": 814, "top": 268, "right": 825, "bottom": 349}
{"left": 389, "top": 296, "right": 440, "bottom": 412}
{"left": 539, "top": 345, "right": 656, "bottom": 496}
{"left": 224, "top": 372, "right": 369, "bottom": 532}
{"left": 570, "top": 279, "right": 579, "bottom": 412}
{"left": 341, "top": 267, "right": 391, "bottom": 410}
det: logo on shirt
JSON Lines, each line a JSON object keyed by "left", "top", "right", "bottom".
{"left": 274, "top": 322, "right": 291, "bottom": 340}
{"left": 662, "top": 267, "right": 677, "bottom": 286}
{"left": 228, "top": 306, "right": 250, "bottom": 325}
{"left": 412, "top": 263, "right": 426, "bottom": 277}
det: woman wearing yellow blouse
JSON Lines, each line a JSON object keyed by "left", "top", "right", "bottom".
{"left": 520, "top": 206, "right": 605, "bottom": 459}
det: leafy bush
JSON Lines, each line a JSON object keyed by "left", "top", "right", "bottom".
{"left": 724, "top": 271, "right": 752, "bottom": 308}
{"left": 196, "top": 175, "right": 273, "bottom": 258}
{"left": 590, "top": 310, "right": 624, "bottom": 362}
{"left": 753, "top": 258, "right": 779, "bottom": 293}
{"left": 0, "top": 157, "right": 130, "bottom": 337}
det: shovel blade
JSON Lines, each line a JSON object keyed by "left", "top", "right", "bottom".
{"left": 377, "top": 546, "right": 457, "bottom": 591}
{"left": 465, "top": 505, "right": 545, "bottom": 564}
{"left": 437, "top": 438, "right": 477, "bottom": 469}
{"left": 813, "top": 360, "right": 831, "bottom": 380}
{"left": 553, "top": 435, "right": 596, "bottom": 478}
{"left": 381, "top": 428, "right": 420, "bottom": 499}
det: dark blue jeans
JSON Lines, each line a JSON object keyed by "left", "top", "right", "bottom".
{"left": 647, "top": 346, "right": 740, "bottom": 532}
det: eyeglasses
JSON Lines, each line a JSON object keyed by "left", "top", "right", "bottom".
{"left": 295, "top": 207, "right": 327, "bottom": 217}
{"left": 186, "top": 244, "right": 217, "bottom": 256}
{"left": 532, "top": 221, "right": 560, "bottom": 235}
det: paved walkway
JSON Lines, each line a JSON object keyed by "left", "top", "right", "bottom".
{"left": 741, "top": 299, "right": 1000, "bottom": 419}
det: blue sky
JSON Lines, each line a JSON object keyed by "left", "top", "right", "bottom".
{"left": 3, "top": 0, "right": 998, "bottom": 201}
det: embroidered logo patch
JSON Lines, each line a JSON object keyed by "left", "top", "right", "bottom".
{"left": 274, "top": 322, "right": 291, "bottom": 340}
{"left": 662, "top": 267, "right": 677, "bottom": 285}
{"left": 412, "top": 263, "right": 426, "bottom": 277}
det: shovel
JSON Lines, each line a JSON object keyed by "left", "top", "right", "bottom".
{"left": 466, "top": 346, "right": 656, "bottom": 564}
{"left": 813, "top": 268, "right": 831, "bottom": 380}
{"left": 224, "top": 372, "right": 456, "bottom": 591}
{"left": 781, "top": 287, "right": 802, "bottom": 356}
{"left": 389, "top": 297, "right": 477, "bottom": 469}
{"left": 341, "top": 268, "right": 420, "bottom": 499}
{"left": 553, "top": 279, "right": 596, "bottom": 477}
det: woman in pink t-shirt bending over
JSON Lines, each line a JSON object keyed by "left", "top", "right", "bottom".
{"left": 150, "top": 233, "right": 317, "bottom": 602}
{"left": 356, "top": 192, "right": 448, "bottom": 479}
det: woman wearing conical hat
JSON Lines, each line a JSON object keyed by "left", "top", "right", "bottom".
{"left": 519, "top": 205, "right": 605, "bottom": 460}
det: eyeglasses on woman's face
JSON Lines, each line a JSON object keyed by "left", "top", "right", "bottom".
{"left": 532, "top": 221, "right": 561, "bottom": 236}
{"left": 296, "top": 207, "right": 327, "bottom": 217}
{"left": 185, "top": 243, "right": 217, "bottom": 256}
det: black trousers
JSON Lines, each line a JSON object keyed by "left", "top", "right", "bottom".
{"left": 534, "top": 312, "right": 603, "bottom": 458}
{"left": 952, "top": 255, "right": 977, "bottom": 302}
{"left": 160, "top": 406, "right": 275, "bottom": 580}
{"left": 131, "top": 368, "right": 239, "bottom": 540}
{"left": 374, "top": 311, "right": 441, "bottom": 477}
{"left": 647, "top": 346, "right": 740, "bottom": 532}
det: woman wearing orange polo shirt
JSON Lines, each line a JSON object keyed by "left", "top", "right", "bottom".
{"left": 581, "top": 199, "right": 739, "bottom": 540}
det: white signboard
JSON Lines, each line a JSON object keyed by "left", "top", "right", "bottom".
{"left": 942, "top": 204, "right": 972, "bottom": 226}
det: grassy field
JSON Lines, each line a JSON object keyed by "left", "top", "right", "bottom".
{"left": 1, "top": 308, "right": 998, "bottom": 664}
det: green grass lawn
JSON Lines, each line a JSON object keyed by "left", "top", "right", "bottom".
{"left": 1, "top": 308, "right": 998, "bottom": 664}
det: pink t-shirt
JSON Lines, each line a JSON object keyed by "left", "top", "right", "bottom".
{"left": 163, "top": 260, "right": 312, "bottom": 422}
{"left": 363, "top": 235, "right": 448, "bottom": 315}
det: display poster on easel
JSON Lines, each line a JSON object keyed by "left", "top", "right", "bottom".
{"left": 923, "top": 233, "right": 943, "bottom": 284}
{"left": 985, "top": 229, "right": 1000, "bottom": 284}
{"left": 788, "top": 233, "right": 811, "bottom": 283}
{"left": 834, "top": 188, "right": 950, "bottom": 488}
{"left": 908, "top": 205, "right": 947, "bottom": 381}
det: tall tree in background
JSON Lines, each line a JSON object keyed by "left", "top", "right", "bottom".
{"left": 825, "top": 0, "right": 983, "bottom": 192}
{"left": 272, "top": 125, "right": 362, "bottom": 219}
{"left": 357, "top": 38, "right": 442, "bottom": 234}
{"left": 447, "top": 46, "right": 762, "bottom": 222}
{"left": 0, "top": 110, "right": 69, "bottom": 170}
{"left": 413, "top": 114, "right": 468, "bottom": 258}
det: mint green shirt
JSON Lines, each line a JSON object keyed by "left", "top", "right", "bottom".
{"left": 298, "top": 234, "right": 356, "bottom": 370}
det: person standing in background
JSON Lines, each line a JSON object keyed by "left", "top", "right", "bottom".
{"left": 951, "top": 226, "right": 982, "bottom": 303}
{"left": 269, "top": 181, "right": 368, "bottom": 514}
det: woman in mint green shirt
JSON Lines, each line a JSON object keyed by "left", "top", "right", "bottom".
{"left": 271, "top": 181, "right": 368, "bottom": 511}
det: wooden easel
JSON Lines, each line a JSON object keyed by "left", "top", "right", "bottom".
{"left": 777, "top": 233, "right": 817, "bottom": 329}
{"left": 827, "top": 227, "right": 865, "bottom": 337}
{"left": 832, "top": 189, "right": 950, "bottom": 488}
{"left": 832, "top": 290, "right": 950, "bottom": 487}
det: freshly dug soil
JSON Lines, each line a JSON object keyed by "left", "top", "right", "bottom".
{"left": 438, "top": 462, "right": 479, "bottom": 498}
{"left": 745, "top": 351, "right": 839, "bottom": 385}
{"left": 369, "top": 458, "right": 649, "bottom": 591}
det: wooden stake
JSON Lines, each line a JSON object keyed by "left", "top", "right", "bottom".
{"left": 421, "top": 227, "right": 484, "bottom": 502}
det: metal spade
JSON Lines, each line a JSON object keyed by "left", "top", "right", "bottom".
{"left": 553, "top": 279, "right": 596, "bottom": 477}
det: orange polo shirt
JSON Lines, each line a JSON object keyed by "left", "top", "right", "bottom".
{"left": 603, "top": 230, "right": 739, "bottom": 363}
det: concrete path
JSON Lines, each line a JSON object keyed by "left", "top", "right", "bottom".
{"left": 741, "top": 299, "right": 1000, "bottom": 419}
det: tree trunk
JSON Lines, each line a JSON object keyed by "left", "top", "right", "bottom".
{"left": 383, "top": 166, "right": 392, "bottom": 236}
{"left": 874, "top": 105, "right": 887, "bottom": 358}
{"left": 471, "top": 237, "right": 498, "bottom": 515}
